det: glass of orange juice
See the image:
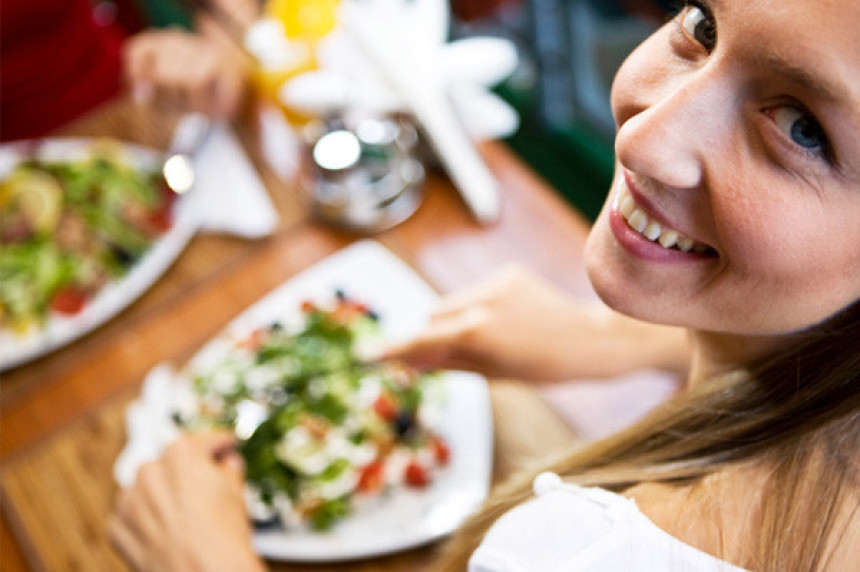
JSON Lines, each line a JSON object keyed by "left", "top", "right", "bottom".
{"left": 266, "top": 0, "right": 339, "bottom": 40}
{"left": 247, "top": 0, "right": 340, "bottom": 125}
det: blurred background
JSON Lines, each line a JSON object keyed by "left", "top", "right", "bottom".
{"left": 448, "top": 0, "right": 671, "bottom": 221}
{"left": 102, "top": 0, "right": 672, "bottom": 221}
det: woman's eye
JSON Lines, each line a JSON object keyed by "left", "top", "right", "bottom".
{"left": 771, "top": 107, "right": 828, "bottom": 153}
{"left": 681, "top": 4, "right": 716, "bottom": 50}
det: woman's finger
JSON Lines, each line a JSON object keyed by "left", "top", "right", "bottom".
{"left": 106, "top": 514, "right": 146, "bottom": 570}
{"left": 182, "top": 429, "right": 240, "bottom": 457}
{"left": 215, "top": 447, "right": 247, "bottom": 487}
{"left": 114, "top": 462, "right": 176, "bottom": 550}
{"left": 383, "top": 309, "right": 485, "bottom": 368}
{"left": 431, "top": 263, "right": 529, "bottom": 319}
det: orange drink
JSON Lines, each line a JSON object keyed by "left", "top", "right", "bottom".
{"left": 265, "top": 0, "right": 339, "bottom": 40}
{"left": 249, "top": 0, "right": 340, "bottom": 125}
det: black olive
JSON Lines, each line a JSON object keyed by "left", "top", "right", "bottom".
{"left": 394, "top": 411, "right": 414, "bottom": 437}
{"left": 111, "top": 245, "right": 138, "bottom": 267}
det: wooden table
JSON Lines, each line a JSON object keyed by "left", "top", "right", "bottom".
{"left": 0, "top": 96, "right": 594, "bottom": 571}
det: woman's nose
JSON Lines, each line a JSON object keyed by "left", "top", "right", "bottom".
{"left": 614, "top": 67, "right": 730, "bottom": 192}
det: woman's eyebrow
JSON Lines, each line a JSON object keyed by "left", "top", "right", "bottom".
{"left": 753, "top": 53, "right": 848, "bottom": 103}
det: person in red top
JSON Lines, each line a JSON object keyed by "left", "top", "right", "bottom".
{"left": 0, "top": 0, "right": 133, "bottom": 141}
{"left": 0, "top": 0, "right": 256, "bottom": 142}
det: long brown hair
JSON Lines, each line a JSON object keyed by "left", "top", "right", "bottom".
{"left": 438, "top": 300, "right": 860, "bottom": 570}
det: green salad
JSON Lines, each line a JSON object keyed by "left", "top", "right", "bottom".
{"left": 0, "top": 142, "right": 174, "bottom": 334}
{"left": 175, "top": 292, "right": 450, "bottom": 531}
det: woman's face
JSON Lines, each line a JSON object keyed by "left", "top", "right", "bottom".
{"left": 585, "top": 0, "right": 860, "bottom": 335}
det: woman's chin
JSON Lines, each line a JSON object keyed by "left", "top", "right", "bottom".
{"left": 584, "top": 214, "right": 631, "bottom": 310}
{"left": 585, "top": 235, "right": 638, "bottom": 317}
{"left": 584, "top": 224, "right": 681, "bottom": 327}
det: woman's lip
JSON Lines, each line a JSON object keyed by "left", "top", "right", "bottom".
{"left": 619, "top": 170, "right": 716, "bottom": 252}
{"left": 622, "top": 170, "right": 685, "bottom": 236}
{"left": 609, "top": 207, "right": 706, "bottom": 262}
{"left": 610, "top": 173, "right": 716, "bottom": 262}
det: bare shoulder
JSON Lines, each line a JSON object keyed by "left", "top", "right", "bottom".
{"left": 623, "top": 463, "right": 768, "bottom": 569}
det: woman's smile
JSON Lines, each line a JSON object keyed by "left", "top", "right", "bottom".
{"left": 608, "top": 173, "right": 717, "bottom": 263}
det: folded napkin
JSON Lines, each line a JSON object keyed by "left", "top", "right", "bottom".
{"left": 190, "top": 121, "right": 279, "bottom": 238}
{"left": 114, "top": 364, "right": 183, "bottom": 488}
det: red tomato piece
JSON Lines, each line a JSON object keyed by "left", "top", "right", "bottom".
{"left": 146, "top": 203, "right": 173, "bottom": 232}
{"left": 357, "top": 459, "right": 385, "bottom": 493}
{"left": 159, "top": 179, "right": 178, "bottom": 205}
{"left": 431, "top": 436, "right": 451, "bottom": 466}
{"left": 146, "top": 180, "right": 177, "bottom": 232}
{"left": 373, "top": 393, "right": 398, "bottom": 421}
{"left": 50, "top": 287, "right": 88, "bottom": 315}
{"left": 404, "top": 460, "right": 430, "bottom": 488}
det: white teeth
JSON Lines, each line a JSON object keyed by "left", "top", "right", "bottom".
{"left": 619, "top": 194, "right": 635, "bottom": 218}
{"left": 658, "top": 229, "right": 679, "bottom": 249}
{"left": 616, "top": 187, "right": 710, "bottom": 254}
{"left": 628, "top": 209, "right": 649, "bottom": 233}
{"left": 677, "top": 237, "right": 695, "bottom": 252}
{"left": 643, "top": 221, "right": 662, "bottom": 241}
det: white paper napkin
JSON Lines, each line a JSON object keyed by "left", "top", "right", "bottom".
{"left": 191, "top": 122, "right": 280, "bottom": 238}
{"left": 113, "top": 364, "right": 183, "bottom": 488}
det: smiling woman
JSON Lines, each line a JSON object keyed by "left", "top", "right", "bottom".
{"left": 586, "top": 0, "right": 860, "bottom": 337}
{"left": 435, "top": 0, "right": 860, "bottom": 569}
{"left": 107, "top": 0, "right": 860, "bottom": 570}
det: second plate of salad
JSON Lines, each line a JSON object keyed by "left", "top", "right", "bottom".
{"left": 0, "top": 138, "right": 200, "bottom": 371}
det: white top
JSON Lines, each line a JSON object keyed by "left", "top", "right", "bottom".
{"left": 469, "top": 472, "right": 748, "bottom": 572}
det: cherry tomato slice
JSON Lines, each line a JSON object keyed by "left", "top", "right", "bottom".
{"left": 404, "top": 460, "right": 430, "bottom": 488}
{"left": 147, "top": 180, "right": 177, "bottom": 232}
{"left": 373, "top": 393, "right": 398, "bottom": 421}
{"left": 50, "top": 287, "right": 87, "bottom": 315}
{"left": 357, "top": 459, "right": 385, "bottom": 493}
{"left": 431, "top": 436, "right": 451, "bottom": 466}
{"left": 147, "top": 204, "right": 173, "bottom": 232}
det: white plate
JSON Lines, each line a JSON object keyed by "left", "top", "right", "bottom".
{"left": 116, "top": 240, "right": 493, "bottom": 562}
{"left": 0, "top": 138, "right": 200, "bottom": 371}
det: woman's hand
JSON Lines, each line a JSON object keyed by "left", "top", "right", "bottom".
{"left": 123, "top": 28, "right": 250, "bottom": 119}
{"left": 108, "top": 431, "right": 266, "bottom": 572}
{"left": 383, "top": 264, "right": 690, "bottom": 381}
